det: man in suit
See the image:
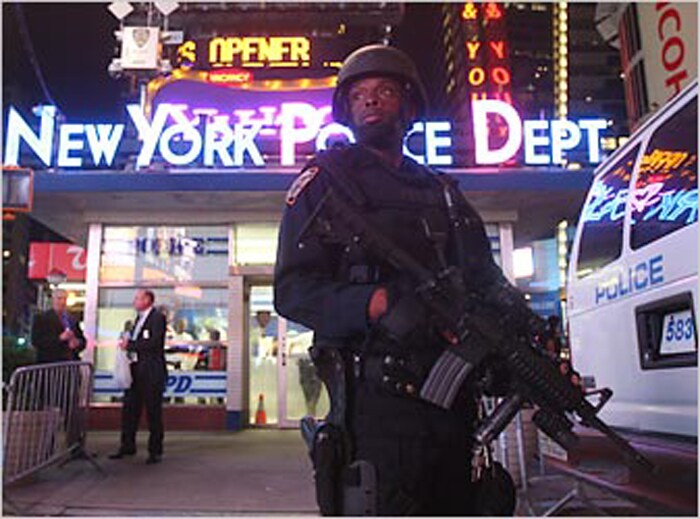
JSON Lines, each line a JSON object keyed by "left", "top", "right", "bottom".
{"left": 31, "top": 289, "right": 88, "bottom": 451}
{"left": 32, "top": 289, "right": 86, "bottom": 363}
{"left": 110, "top": 289, "right": 168, "bottom": 464}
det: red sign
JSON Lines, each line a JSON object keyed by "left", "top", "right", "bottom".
{"left": 207, "top": 68, "right": 253, "bottom": 86}
{"left": 484, "top": 2, "right": 503, "bottom": 20}
{"left": 28, "top": 242, "right": 87, "bottom": 281}
{"left": 654, "top": 3, "right": 690, "bottom": 96}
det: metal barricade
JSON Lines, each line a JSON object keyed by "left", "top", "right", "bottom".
{"left": 3, "top": 361, "right": 101, "bottom": 486}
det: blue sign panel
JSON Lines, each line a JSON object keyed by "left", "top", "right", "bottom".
{"left": 94, "top": 370, "right": 227, "bottom": 398}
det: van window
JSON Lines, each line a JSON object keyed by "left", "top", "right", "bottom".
{"left": 576, "top": 145, "right": 639, "bottom": 278}
{"left": 630, "top": 98, "right": 698, "bottom": 250}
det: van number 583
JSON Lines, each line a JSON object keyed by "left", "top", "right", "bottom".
{"left": 665, "top": 315, "right": 695, "bottom": 342}
{"left": 660, "top": 310, "right": 696, "bottom": 355}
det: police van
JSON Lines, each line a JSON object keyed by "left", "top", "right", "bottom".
{"left": 567, "top": 80, "right": 697, "bottom": 439}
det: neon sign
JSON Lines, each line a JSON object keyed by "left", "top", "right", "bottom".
{"left": 462, "top": 1, "right": 513, "bottom": 148}
{"left": 462, "top": 2, "right": 478, "bottom": 20}
{"left": 464, "top": 35, "right": 512, "bottom": 103}
{"left": 466, "top": 40, "right": 511, "bottom": 93}
{"left": 3, "top": 104, "right": 453, "bottom": 169}
{"left": 178, "top": 36, "right": 312, "bottom": 69}
{"left": 461, "top": 2, "right": 502, "bottom": 21}
{"left": 484, "top": 2, "right": 503, "bottom": 20}
{"left": 471, "top": 100, "right": 607, "bottom": 165}
{"left": 5, "top": 81, "right": 616, "bottom": 170}
{"left": 207, "top": 68, "right": 253, "bottom": 86}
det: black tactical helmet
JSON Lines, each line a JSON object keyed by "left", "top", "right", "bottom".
{"left": 332, "top": 44, "right": 428, "bottom": 125}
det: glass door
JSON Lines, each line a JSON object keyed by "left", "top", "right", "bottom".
{"left": 248, "top": 284, "right": 279, "bottom": 426}
{"left": 247, "top": 283, "right": 329, "bottom": 428}
{"left": 278, "top": 318, "right": 330, "bottom": 428}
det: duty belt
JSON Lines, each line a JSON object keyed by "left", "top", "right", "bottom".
{"left": 351, "top": 351, "right": 422, "bottom": 399}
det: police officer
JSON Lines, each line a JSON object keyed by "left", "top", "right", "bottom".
{"left": 274, "top": 45, "right": 509, "bottom": 515}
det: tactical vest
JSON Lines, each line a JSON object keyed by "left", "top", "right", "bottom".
{"left": 313, "top": 146, "right": 478, "bottom": 437}
{"left": 316, "top": 146, "right": 453, "bottom": 288}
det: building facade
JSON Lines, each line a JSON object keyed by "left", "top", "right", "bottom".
{"left": 595, "top": 2, "right": 697, "bottom": 130}
{"left": 4, "top": 2, "right": 617, "bottom": 430}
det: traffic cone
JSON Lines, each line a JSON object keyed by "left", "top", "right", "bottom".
{"left": 255, "top": 393, "right": 267, "bottom": 425}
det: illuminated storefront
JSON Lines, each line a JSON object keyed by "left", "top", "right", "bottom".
{"left": 5, "top": 68, "right": 607, "bottom": 429}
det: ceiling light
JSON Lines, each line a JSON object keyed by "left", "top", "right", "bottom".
{"left": 154, "top": 0, "right": 179, "bottom": 16}
{"left": 107, "top": 1, "right": 134, "bottom": 20}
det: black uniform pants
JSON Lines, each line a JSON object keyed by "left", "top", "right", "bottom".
{"left": 354, "top": 433, "right": 475, "bottom": 516}
{"left": 120, "top": 364, "right": 164, "bottom": 456}
{"left": 346, "top": 354, "right": 478, "bottom": 516}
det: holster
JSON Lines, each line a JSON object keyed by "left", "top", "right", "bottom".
{"left": 309, "top": 344, "right": 348, "bottom": 428}
{"left": 302, "top": 343, "right": 378, "bottom": 516}
{"left": 308, "top": 421, "right": 347, "bottom": 515}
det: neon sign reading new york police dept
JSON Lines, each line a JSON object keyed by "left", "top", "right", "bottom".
{"left": 3, "top": 104, "right": 453, "bottom": 169}
{"left": 472, "top": 100, "right": 608, "bottom": 165}
{"left": 4, "top": 100, "right": 608, "bottom": 169}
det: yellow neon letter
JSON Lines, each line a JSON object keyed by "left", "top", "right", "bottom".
{"left": 466, "top": 41, "right": 481, "bottom": 60}
{"left": 209, "top": 37, "right": 226, "bottom": 65}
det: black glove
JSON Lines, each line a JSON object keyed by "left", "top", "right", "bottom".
{"left": 374, "top": 285, "right": 429, "bottom": 347}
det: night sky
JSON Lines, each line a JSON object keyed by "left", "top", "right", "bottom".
{"left": 3, "top": 3, "right": 128, "bottom": 120}
{"left": 3, "top": 2, "right": 441, "bottom": 122}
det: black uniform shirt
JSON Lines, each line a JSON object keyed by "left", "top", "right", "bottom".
{"left": 274, "top": 144, "right": 501, "bottom": 345}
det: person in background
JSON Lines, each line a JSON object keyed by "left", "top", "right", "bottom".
{"left": 205, "top": 329, "right": 226, "bottom": 371}
{"left": 559, "top": 359, "right": 582, "bottom": 389}
{"left": 110, "top": 289, "right": 167, "bottom": 465}
{"left": 31, "top": 289, "right": 88, "bottom": 450}
{"left": 31, "top": 289, "right": 86, "bottom": 363}
{"left": 543, "top": 315, "right": 564, "bottom": 361}
{"left": 171, "top": 318, "right": 195, "bottom": 341}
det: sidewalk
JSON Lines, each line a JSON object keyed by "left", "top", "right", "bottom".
{"left": 3, "top": 429, "right": 648, "bottom": 517}
{"left": 4, "top": 430, "right": 318, "bottom": 516}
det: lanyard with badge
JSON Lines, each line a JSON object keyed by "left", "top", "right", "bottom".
{"left": 127, "top": 310, "right": 150, "bottom": 362}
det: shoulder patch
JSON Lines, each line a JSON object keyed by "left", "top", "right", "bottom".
{"left": 286, "top": 166, "right": 320, "bottom": 206}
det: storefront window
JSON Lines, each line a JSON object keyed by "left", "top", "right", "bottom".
{"left": 232, "top": 223, "right": 279, "bottom": 266}
{"left": 100, "top": 225, "right": 228, "bottom": 283}
{"left": 94, "top": 287, "right": 229, "bottom": 403}
{"left": 94, "top": 225, "right": 229, "bottom": 404}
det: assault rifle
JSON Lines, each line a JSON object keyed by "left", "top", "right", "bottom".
{"left": 297, "top": 179, "right": 654, "bottom": 474}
